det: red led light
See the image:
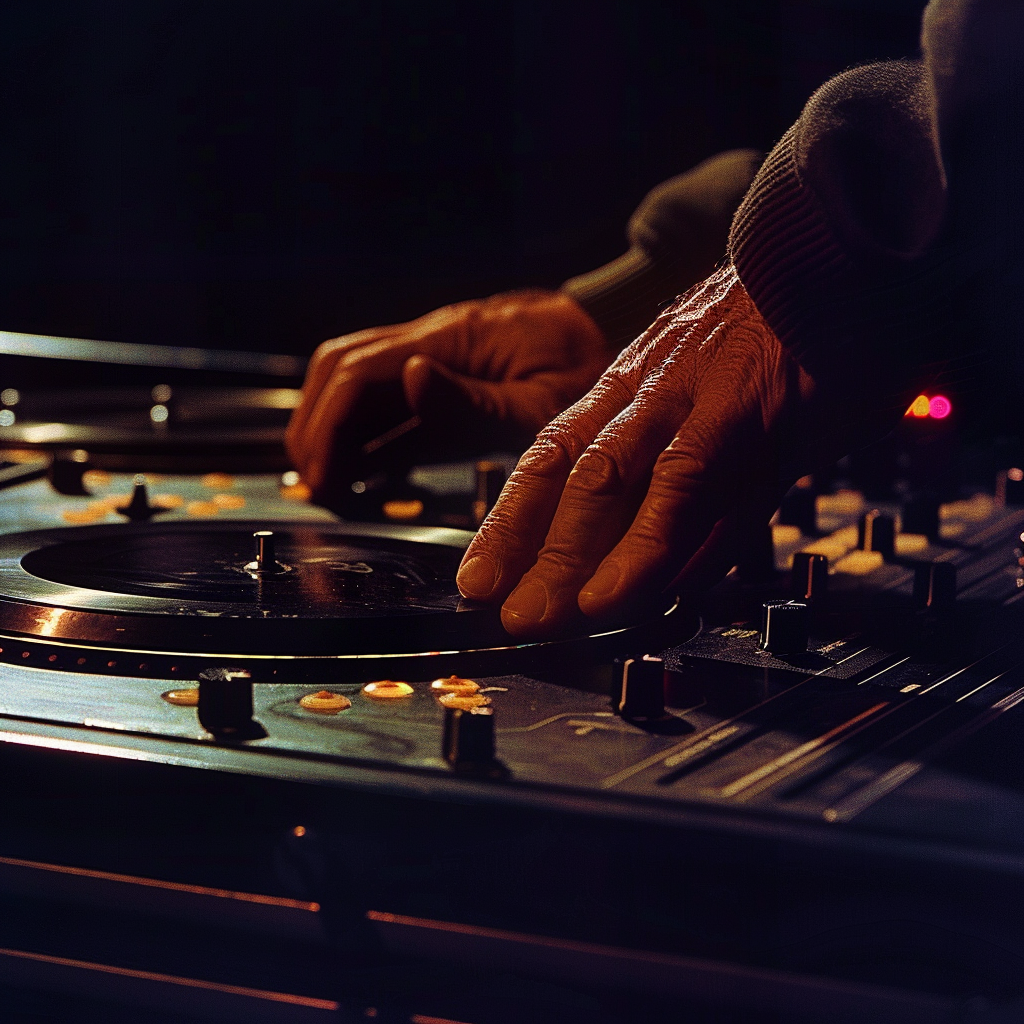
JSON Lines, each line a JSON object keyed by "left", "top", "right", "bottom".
{"left": 905, "top": 394, "right": 952, "bottom": 419}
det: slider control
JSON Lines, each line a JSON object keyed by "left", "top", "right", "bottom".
{"left": 791, "top": 552, "right": 828, "bottom": 602}
{"left": 617, "top": 656, "right": 665, "bottom": 719}
{"left": 913, "top": 562, "right": 957, "bottom": 611}
{"left": 442, "top": 705, "right": 505, "bottom": 776}
{"left": 858, "top": 510, "right": 895, "bottom": 560}
{"left": 197, "top": 667, "right": 268, "bottom": 742}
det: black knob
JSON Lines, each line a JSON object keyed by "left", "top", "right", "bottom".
{"left": 996, "top": 468, "right": 1024, "bottom": 507}
{"left": 778, "top": 486, "right": 818, "bottom": 536}
{"left": 858, "top": 510, "right": 895, "bottom": 559}
{"left": 198, "top": 667, "right": 267, "bottom": 741}
{"left": 443, "top": 705, "right": 501, "bottom": 773}
{"left": 791, "top": 552, "right": 828, "bottom": 602}
{"left": 913, "top": 562, "right": 957, "bottom": 610}
{"left": 473, "top": 460, "right": 506, "bottom": 527}
{"left": 617, "top": 656, "right": 665, "bottom": 719}
{"left": 116, "top": 475, "right": 162, "bottom": 522}
{"left": 760, "top": 600, "right": 809, "bottom": 656}
{"left": 48, "top": 449, "right": 91, "bottom": 496}
{"left": 901, "top": 491, "right": 941, "bottom": 541}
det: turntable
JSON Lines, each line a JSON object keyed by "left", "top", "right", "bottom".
{"left": 0, "top": 339, "right": 1022, "bottom": 1024}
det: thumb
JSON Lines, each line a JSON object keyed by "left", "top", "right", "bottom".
{"left": 402, "top": 354, "right": 498, "bottom": 424}
{"left": 403, "top": 354, "right": 561, "bottom": 450}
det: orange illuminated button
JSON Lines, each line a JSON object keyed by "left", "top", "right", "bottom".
{"left": 162, "top": 688, "right": 200, "bottom": 706}
{"left": 202, "top": 473, "right": 235, "bottom": 489}
{"left": 362, "top": 680, "right": 414, "bottom": 700}
{"left": 382, "top": 499, "right": 424, "bottom": 522}
{"left": 186, "top": 500, "right": 220, "bottom": 517}
{"left": 213, "top": 493, "right": 246, "bottom": 509}
{"left": 430, "top": 676, "right": 480, "bottom": 695}
{"left": 299, "top": 690, "right": 352, "bottom": 713}
{"left": 437, "top": 691, "right": 491, "bottom": 710}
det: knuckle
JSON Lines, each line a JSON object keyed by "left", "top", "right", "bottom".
{"left": 566, "top": 446, "right": 625, "bottom": 498}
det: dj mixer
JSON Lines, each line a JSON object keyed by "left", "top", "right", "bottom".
{"left": 0, "top": 336, "right": 1022, "bottom": 1024}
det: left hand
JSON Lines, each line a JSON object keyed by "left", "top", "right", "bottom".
{"left": 456, "top": 263, "right": 906, "bottom": 638}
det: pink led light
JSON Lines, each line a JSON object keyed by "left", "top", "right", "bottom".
{"left": 928, "top": 395, "right": 952, "bottom": 419}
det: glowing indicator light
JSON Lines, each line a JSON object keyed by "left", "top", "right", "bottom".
{"left": 1010, "top": 468, "right": 1024, "bottom": 483}
{"left": 906, "top": 394, "right": 952, "bottom": 419}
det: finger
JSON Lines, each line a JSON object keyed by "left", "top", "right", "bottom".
{"left": 289, "top": 366, "right": 366, "bottom": 493}
{"left": 290, "top": 336, "right": 442, "bottom": 488}
{"left": 287, "top": 302, "right": 471, "bottom": 465}
{"left": 403, "top": 354, "right": 579, "bottom": 451}
{"left": 497, "top": 384, "right": 694, "bottom": 637}
{"left": 286, "top": 326, "right": 403, "bottom": 459}
{"left": 456, "top": 373, "right": 636, "bottom": 604}
{"left": 577, "top": 395, "right": 775, "bottom": 621}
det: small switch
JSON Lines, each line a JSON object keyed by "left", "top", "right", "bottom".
{"left": 198, "top": 667, "right": 267, "bottom": 741}
{"left": 49, "top": 449, "right": 91, "bottom": 496}
{"left": 759, "top": 601, "right": 809, "bottom": 656}
{"left": 443, "top": 705, "right": 504, "bottom": 775}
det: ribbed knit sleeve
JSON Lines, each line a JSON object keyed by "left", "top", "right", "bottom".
{"left": 729, "top": 61, "right": 950, "bottom": 398}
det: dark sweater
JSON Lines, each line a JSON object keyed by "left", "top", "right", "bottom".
{"left": 730, "top": 0, "right": 1024, "bottom": 428}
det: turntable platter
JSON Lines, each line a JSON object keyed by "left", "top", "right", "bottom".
{"left": 0, "top": 521, "right": 681, "bottom": 683}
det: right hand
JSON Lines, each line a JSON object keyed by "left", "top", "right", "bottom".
{"left": 286, "top": 290, "right": 612, "bottom": 501}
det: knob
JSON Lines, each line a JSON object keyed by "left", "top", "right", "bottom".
{"left": 617, "top": 656, "right": 665, "bottom": 719}
{"left": 901, "top": 491, "right": 940, "bottom": 541}
{"left": 473, "top": 460, "right": 506, "bottom": 527}
{"left": 913, "top": 562, "right": 956, "bottom": 610}
{"left": 996, "top": 468, "right": 1024, "bottom": 507}
{"left": 116, "top": 475, "right": 163, "bottom": 521}
{"left": 443, "top": 705, "right": 502, "bottom": 774}
{"left": 858, "top": 510, "right": 895, "bottom": 560}
{"left": 759, "top": 600, "right": 809, "bottom": 656}
{"left": 49, "top": 448, "right": 91, "bottom": 496}
{"left": 197, "top": 668, "right": 268, "bottom": 741}
{"left": 791, "top": 552, "right": 828, "bottom": 602}
{"left": 778, "top": 486, "right": 818, "bottom": 536}
{"left": 244, "top": 530, "right": 287, "bottom": 575}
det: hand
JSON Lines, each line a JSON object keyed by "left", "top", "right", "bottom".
{"left": 456, "top": 263, "right": 909, "bottom": 638}
{"left": 285, "top": 290, "right": 611, "bottom": 500}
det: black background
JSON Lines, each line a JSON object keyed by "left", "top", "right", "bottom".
{"left": 0, "top": 0, "right": 926, "bottom": 356}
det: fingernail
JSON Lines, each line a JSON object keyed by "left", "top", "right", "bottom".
{"left": 456, "top": 554, "right": 497, "bottom": 598}
{"left": 502, "top": 580, "right": 548, "bottom": 626}
{"left": 580, "top": 561, "right": 621, "bottom": 603}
